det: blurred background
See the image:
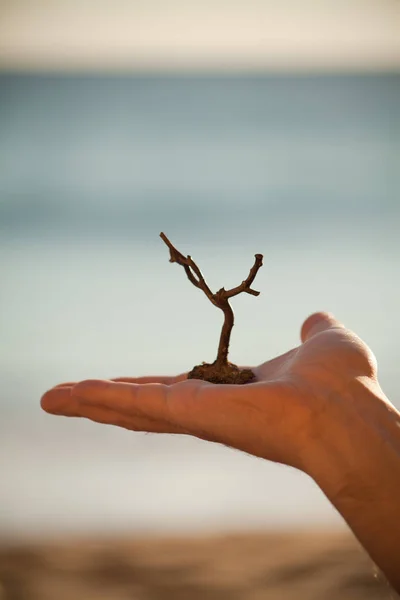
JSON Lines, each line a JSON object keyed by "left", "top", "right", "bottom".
{"left": 0, "top": 0, "right": 399, "bottom": 598}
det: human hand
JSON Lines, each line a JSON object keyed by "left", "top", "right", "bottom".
{"left": 41, "top": 311, "right": 400, "bottom": 590}
{"left": 40, "top": 311, "right": 380, "bottom": 475}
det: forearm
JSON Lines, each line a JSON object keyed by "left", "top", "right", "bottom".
{"left": 305, "top": 378, "right": 400, "bottom": 592}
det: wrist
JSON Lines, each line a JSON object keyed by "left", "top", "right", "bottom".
{"left": 304, "top": 377, "right": 400, "bottom": 499}
{"left": 303, "top": 377, "right": 400, "bottom": 590}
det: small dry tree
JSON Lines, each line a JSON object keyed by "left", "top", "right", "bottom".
{"left": 160, "top": 232, "right": 263, "bottom": 384}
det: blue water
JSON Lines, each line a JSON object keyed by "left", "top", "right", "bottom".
{"left": 0, "top": 74, "right": 399, "bottom": 538}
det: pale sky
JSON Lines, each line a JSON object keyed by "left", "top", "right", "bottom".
{"left": 0, "top": 0, "right": 399, "bottom": 72}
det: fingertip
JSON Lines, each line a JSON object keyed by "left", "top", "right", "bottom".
{"left": 40, "top": 391, "right": 52, "bottom": 413}
{"left": 40, "top": 387, "right": 70, "bottom": 414}
{"left": 41, "top": 380, "right": 108, "bottom": 413}
{"left": 300, "top": 311, "right": 343, "bottom": 343}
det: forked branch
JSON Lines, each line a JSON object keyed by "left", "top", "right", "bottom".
{"left": 160, "top": 232, "right": 263, "bottom": 367}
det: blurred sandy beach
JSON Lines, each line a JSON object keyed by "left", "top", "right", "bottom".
{"left": 0, "top": 530, "right": 394, "bottom": 600}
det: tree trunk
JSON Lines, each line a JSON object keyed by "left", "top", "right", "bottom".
{"left": 215, "top": 301, "right": 234, "bottom": 366}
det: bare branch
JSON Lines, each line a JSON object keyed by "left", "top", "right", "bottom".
{"left": 160, "top": 233, "right": 264, "bottom": 372}
{"left": 224, "top": 254, "right": 264, "bottom": 298}
{"left": 160, "top": 232, "right": 214, "bottom": 301}
{"left": 159, "top": 231, "right": 187, "bottom": 264}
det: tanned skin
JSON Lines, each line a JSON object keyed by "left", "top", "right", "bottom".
{"left": 41, "top": 312, "right": 400, "bottom": 593}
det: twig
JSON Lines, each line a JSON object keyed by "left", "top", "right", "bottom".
{"left": 160, "top": 232, "right": 263, "bottom": 366}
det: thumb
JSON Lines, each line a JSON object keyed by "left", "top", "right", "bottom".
{"left": 300, "top": 311, "right": 345, "bottom": 343}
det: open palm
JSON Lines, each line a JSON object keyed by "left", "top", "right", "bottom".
{"left": 41, "top": 312, "right": 378, "bottom": 474}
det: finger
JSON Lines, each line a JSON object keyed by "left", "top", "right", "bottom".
{"left": 71, "top": 378, "right": 218, "bottom": 439}
{"left": 300, "top": 311, "right": 345, "bottom": 343}
{"left": 69, "top": 377, "right": 289, "bottom": 456}
{"left": 41, "top": 386, "right": 78, "bottom": 414}
{"left": 73, "top": 378, "right": 285, "bottom": 451}
{"left": 51, "top": 374, "right": 188, "bottom": 391}
{"left": 42, "top": 386, "right": 129, "bottom": 423}
{"left": 41, "top": 387, "right": 186, "bottom": 434}
{"left": 71, "top": 379, "right": 196, "bottom": 423}
{"left": 113, "top": 373, "right": 188, "bottom": 384}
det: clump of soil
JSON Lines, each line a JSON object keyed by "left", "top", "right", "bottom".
{"left": 188, "top": 361, "right": 256, "bottom": 385}
{"left": 160, "top": 232, "right": 263, "bottom": 385}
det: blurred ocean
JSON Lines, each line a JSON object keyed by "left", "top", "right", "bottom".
{"left": 0, "top": 74, "right": 399, "bottom": 538}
